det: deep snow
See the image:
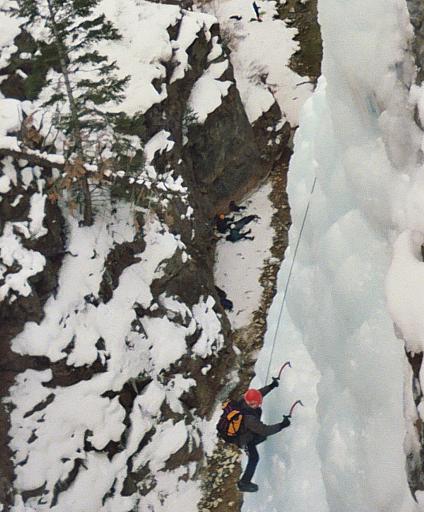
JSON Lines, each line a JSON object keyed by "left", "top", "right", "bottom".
{"left": 214, "top": 183, "right": 275, "bottom": 330}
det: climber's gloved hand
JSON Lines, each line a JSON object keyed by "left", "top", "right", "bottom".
{"left": 280, "top": 415, "right": 291, "bottom": 428}
{"left": 271, "top": 377, "right": 279, "bottom": 388}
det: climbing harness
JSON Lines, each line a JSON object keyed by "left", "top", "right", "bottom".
{"left": 265, "top": 176, "right": 317, "bottom": 382}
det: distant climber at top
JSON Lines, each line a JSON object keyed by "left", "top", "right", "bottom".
{"left": 252, "top": 1, "right": 262, "bottom": 21}
{"left": 217, "top": 379, "right": 290, "bottom": 492}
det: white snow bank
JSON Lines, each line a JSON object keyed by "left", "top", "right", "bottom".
{"left": 0, "top": 174, "right": 11, "bottom": 193}
{"left": 144, "top": 130, "right": 175, "bottom": 163}
{"left": 0, "top": 11, "right": 21, "bottom": 69}
{"left": 0, "top": 223, "right": 46, "bottom": 302}
{"left": 98, "top": 0, "right": 221, "bottom": 117}
{"left": 0, "top": 98, "right": 24, "bottom": 150}
{"left": 207, "top": 0, "right": 312, "bottom": 124}
{"left": 188, "top": 61, "right": 232, "bottom": 123}
{"left": 143, "top": 315, "right": 189, "bottom": 369}
{"left": 97, "top": 0, "right": 180, "bottom": 115}
{"left": 215, "top": 183, "right": 275, "bottom": 329}
{"left": 386, "top": 230, "right": 424, "bottom": 353}
{"left": 13, "top": 192, "right": 48, "bottom": 240}
{"left": 138, "top": 419, "right": 188, "bottom": 472}
{"left": 8, "top": 200, "right": 224, "bottom": 510}
{"left": 192, "top": 295, "right": 224, "bottom": 356}
{"left": 171, "top": 11, "right": 217, "bottom": 83}
{"left": 138, "top": 466, "right": 202, "bottom": 512}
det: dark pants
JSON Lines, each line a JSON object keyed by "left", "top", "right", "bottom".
{"left": 240, "top": 435, "right": 266, "bottom": 483}
{"left": 225, "top": 228, "right": 253, "bottom": 242}
{"left": 232, "top": 215, "right": 258, "bottom": 231}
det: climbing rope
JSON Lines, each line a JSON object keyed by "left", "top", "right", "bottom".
{"left": 265, "top": 175, "right": 317, "bottom": 382}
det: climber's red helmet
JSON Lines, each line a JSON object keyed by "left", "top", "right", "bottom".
{"left": 243, "top": 388, "right": 263, "bottom": 408}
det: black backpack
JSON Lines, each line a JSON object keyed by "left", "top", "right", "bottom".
{"left": 216, "top": 400, "right": 243, "bottom": 442}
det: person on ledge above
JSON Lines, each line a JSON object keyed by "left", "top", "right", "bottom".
{"left": 229, "top": 200, "right": 247, "bottom": 213}
{"left": 226, "top": 227, "right": 254, "bottom": 242}
{"left": 215, "top": 212, "right": 234, "bottom": 234}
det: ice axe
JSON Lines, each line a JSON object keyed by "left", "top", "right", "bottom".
{"left": 287, "top": 399, "right": 304, "bottom": 418}
{"left": 272, "top": 361, "right": 291, "bottom": 386}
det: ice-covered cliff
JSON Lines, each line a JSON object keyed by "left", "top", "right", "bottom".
{"left": 246, "top": 0, "right": 424, "bottom": 510}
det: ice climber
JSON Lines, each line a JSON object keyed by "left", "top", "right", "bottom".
{"left": 252, "top": 1, "right": 261, "bottom": 21}
{"left": 217, "top": 379, "right": 291, "bottom": 493}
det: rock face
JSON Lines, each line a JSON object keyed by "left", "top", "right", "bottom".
{"left": 406, "top": 0, "right": 424, "bottom": 85}
{"left": 0, "top": 3, "right": 290, "bottom": 510}
{"left": 0, "top": 172, "right": 65, "bottom": 506}
{"left": 138, "top": 19, "right": 287, "bottom": 216}
{"left": 402, "top": 1, "right": 424, "bottom": 498}
{"left": 278, "top": 0, "right": 322, "bottom": 83}
{"left": 404, "top": 350, "right": 424, "bottom": 497}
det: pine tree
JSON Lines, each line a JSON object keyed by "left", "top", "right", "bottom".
{"left": 8, "top": 0, "right": 131, "bottom": 226}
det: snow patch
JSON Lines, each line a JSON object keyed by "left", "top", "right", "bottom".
{"left": 188, "top": 62, "right": 232, "bottom": 123}
{"left": 386, "top": 230, "right": 424, "bottom": 353}
{"left": 0, "top": 223, "right": 46, "bottom": 302}
{"left": 207, "top": 0, "right": 312, "bottom": 124}
{"left": 215, "top": 183, "right": 275, "bottom": 329}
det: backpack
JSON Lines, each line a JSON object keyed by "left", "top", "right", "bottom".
{"left": 216, "top": 400, "right": 243, "bottom": 442}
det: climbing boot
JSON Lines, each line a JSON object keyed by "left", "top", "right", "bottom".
{"left": 237, "top": 480, "right": 259, "bottom": 492}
